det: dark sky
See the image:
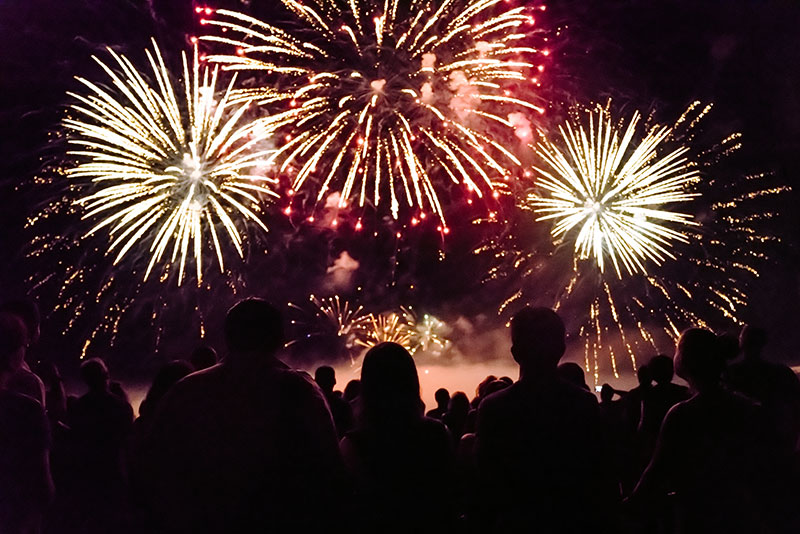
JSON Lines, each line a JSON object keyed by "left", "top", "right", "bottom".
{"left": 0, "top": 0, "right": 798, "bottom": 370}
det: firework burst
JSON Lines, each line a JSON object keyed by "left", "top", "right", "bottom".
{"left": 201, "top": 0, "right": 549, "bottom": 224}
{"left": 359, "top": 310, "right": 415, "bottom": 351}
{"left": 528, "top": 104, "right": 699, "bottom": 277}
{"left": 64, "top": 40, "right": 280, "bottom": 286}
{"left": 406, "top": 309, "right": 452, "bottom": 355}
{"left": 479, "top": 102, "right": 788, "bottom": 381}
{"left": 289, "top": 295, "right": 370, "bottom": 361}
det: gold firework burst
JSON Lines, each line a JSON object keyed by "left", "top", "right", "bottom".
{"left": 64, "top": 40, "right": 279, "bottom": 285}
{"left": 527, "top": 104, "right": 699, "bottom": 277}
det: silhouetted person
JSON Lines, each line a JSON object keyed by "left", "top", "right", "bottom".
{"left": 727, "top": 325, "right": 800, "bottom": 454}
{"left": 139, "top": 299, "right": 345, "bottom": 533}
{"left": 315, "top": 365, "right": 354, "bottom": 436}
{"left": 340, "top": 343, "right": 457, "bottom": 534}
{"left": 343, "top": 378, "right": 361, "bottom": 404}
{"left": 471, "top": 375, "right": 497, "bottom": 408}
{"left": 599, "top": 384, "right": 631, "bottom": 494}
{"left": 557, "top": 361, "right": 590, "bottom": 391}
{"left": 623, "top": 363, "right": 652, "bottom": 431}
{"left": 476, "top": 307, "right": 615, "bottom": 533}
{"left": 0, "top": 312, "right": 53, "bottom": 533}
{"left": 639, "top": 354, "right": 689, "bottom": 444}
{"left": 1, "top": 299, "right": 45, "bottom": 405}
{"left": 443, "top": 391, "right": 470, "bottom": 442}
{"left": 426, "top": 387, "right": 450, "bottom": 419}
{"left": 189, "top": 344, "right": 218, "bottom": 371}
{"left": 36, "top": 361, "right": 67, "bottom": 424}
{"left": 629, "top": 328, "right": 773, "bottom": 534}
{"left": 67, "top": 358, "right": 134, "bottom": 532}
{"left": 138, "top": 360, "right": 194, "bottom": 422}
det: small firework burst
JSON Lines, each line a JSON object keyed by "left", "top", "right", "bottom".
{"left": 290, "top": 294, "right": 370, "bottom": 362}
{"left": 359, "top": 310, "right": 415, "bottom": 351}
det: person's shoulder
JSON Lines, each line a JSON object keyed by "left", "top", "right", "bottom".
{"left": 420, "top": 415, "right": 449, "bottom": 434}
{"left": 276, "top": 367, "right": 317, "bottom": 388}
{"left": 555, "top": 379, "right": 598, "bottom": 407}
{"left": 478, "top": 382, "right": 519, "bottom": 411}
{"left": 0, "top": 389, "right": 43, "bottom": 410}
{"left": 0, "top": 390, "right": 46, "bottom": 422}
{"left": 8, "top": 368, "right": 44, "bottom": 401}
{"left": 170, "top": 363, "right": 224, "bottom": 391}
{"left": 274, "top": 367, "right": 327, "bottom": 400}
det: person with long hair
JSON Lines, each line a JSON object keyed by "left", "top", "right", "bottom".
{"left": 340, "top": 342, "right": 458, "bottom": 533}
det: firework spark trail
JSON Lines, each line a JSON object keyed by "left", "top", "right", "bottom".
{"left": 64, "top": 40, "right": 280, "bottom": 286}
{"left": 479, "top": 102, "right": 788, "bottom": 380}
{"left": 201, "top": 0, "right": 549, "bottom": 224}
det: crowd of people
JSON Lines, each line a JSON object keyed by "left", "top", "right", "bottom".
{"left": 1, "top": 298, "right": 799, "bottom": 533}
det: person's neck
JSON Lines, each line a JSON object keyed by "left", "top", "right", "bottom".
{"left": 693, "top": 382, "right": 723, "bottom": 396}
{"left": 225, "top": 351, "right": 281, "bottom": 371}
{"left": 519, "top": 366, "right": 557, "bottom": 383}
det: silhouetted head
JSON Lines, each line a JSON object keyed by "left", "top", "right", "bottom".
{"left": 0, "top": 299, "right": 40, "bottom": 346}
{"left": 600, "top": 383, "right": 615, "bottom": 403}
{"left": 0, "top": 312, "right": 27, "bottom": 381}
{"left": 224, "top": 299, "right": 284, "bottom": 362}
{"left": 476, "top": 375, "right": 497, "bottom": 400}
{"left": 434, "top": 387, "right": 450, "bottom": 409}
{"left": 648, "top": 355, "right": 675, "bottom": 385}
{"left": 343, "top": 379, "right": 361, "bottom": 402}
{"left": 483, "top": 379, "right": 510, "bottom": 398}
{"left": 80, "top": 358, "right": 110, "bottom": 392}
{"left": 140, "top": 360, "right": 194, "bottom": 418}
{"left": 557, "top": 362, "right": 588, "bottom": 390}
{"left": 315, "top": 365, "right": 336, "bottom": 393}
{"left": 636, "top": 364, "right": 652, "bottom": 386}
{"left": 740, "top": 325, "right": 767, "bottom": 359}
{"left": 360, "top": 342, "right": 422, "bottom": 425}
{"left": 510, "top": 307, "right": 566, "bottom": 375}
{"left": 190, "top": 345, "right": 218, "bottom": 370}
{"left": 675, "top": 328, "right": 724, "bottom": 391}
{"left": 448, "top": 391, "right": 470, "bottom": 416}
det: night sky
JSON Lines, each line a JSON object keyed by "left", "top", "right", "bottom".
{"left": 1, "top": 0, "right": 798, "bottom": 374}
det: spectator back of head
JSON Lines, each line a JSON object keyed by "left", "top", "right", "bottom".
{"left": 190, "top": 345, "right": 218, "bottom": 370}
{"left": 343, "top": 379, "right": 361, "bottom": 402}
{"left": 558, "top": 362, "right": 588, "bottom": 390}
{"left": 600, "top": 384, "right": 615, "bottom": 403}
{"left": 0, "top": 299, "right": 39, "bottom": 345}
{"left": 315, "top": 365, "right": 336, "bottom": 393}
{"left": 648, "top": 354, "right": 675, "bottom": 385}
{"left": 224, "top": 299, "right": 284, "bottom": 360}
{"left": 361, "top": 342, "right": 422, "bottom": 423}
{"left": 0, "top": 312, "right": 27, "bottom": 375}
{"left": 739, "top": 325, "right": 767, "bottom": 358}
{"left": 80, "top": 358, "right": 109, "bottom": 392}
{"left": 636, "top": 363, "right": 652, "bottom": 386}
{"left": 434, "top": 387, "right": 450, "bottom": 408}
{"left": 510, "top": 307, "right": 566, "bottom": 371}
{"left": 675, "top": 328, "right": 723, "bottom": 390}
